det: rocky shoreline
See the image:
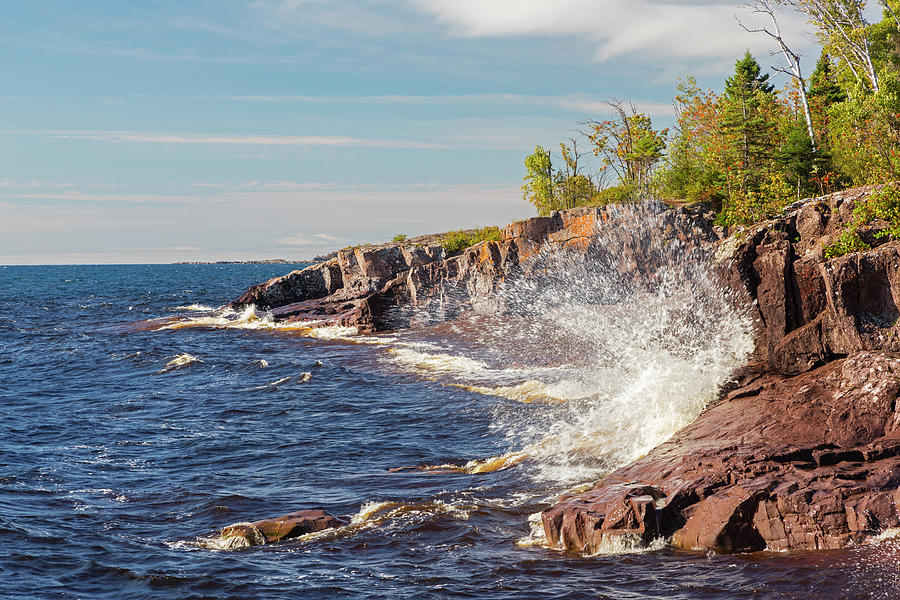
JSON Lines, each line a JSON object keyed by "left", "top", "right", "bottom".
{"left": 228, "top": 185, "right": 900, "bottom": 554}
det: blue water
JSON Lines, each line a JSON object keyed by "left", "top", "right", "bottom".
{"left": 1, "top": 264, "right": 896, "bottom": 599}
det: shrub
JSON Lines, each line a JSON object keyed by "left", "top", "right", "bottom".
{"left": 592, "top": 183, "right": 637, "bottom": 206}
{"left": 392, "top": 234, "right": 408, "bottom": 243}
{"left": 441, "top": 226, "right": 502, "bottom": 256}
{"left": 715, "top": 171, "right": 794, "bottom": 227}
{"left": 825, "top": 182, "right": 900, "bottom": 257}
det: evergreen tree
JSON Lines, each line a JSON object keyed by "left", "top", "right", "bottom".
{"left": 725, "top": 51, "right": 775, "bottom": 96}
{"left": 808, "top": 53, "right": 846, "bottom": 105}
{"left": 721, "top": 51, "right": 777, "bottom": 180}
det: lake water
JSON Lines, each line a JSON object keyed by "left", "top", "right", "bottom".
{"left": 1, "top": 262, "right": 898, "bottom": 599}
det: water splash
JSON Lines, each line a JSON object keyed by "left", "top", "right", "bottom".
{"left": 192, "top": 500, "right": 474, "bottom": 551}
{"left": 390, "top": 201, "right": 754, "bottom": 486}
{"left": 156, "top": 304, "right": 358, "bottom": 338}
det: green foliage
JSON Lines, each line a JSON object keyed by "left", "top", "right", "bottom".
{"left": 392, "top": 234, "right": 408, "bottom": 243}
{"left": 828, "top": 72, "right": 900, "bottom": 185}
{"left": 522, "top": 145, "right": 557, "bottom": 216}
{"left": 441, "top": 226, "right": 502, "bottom": 256}
{"left": 721, "top": 52, "right": 777, "bottom": 175}
{"left": 824, "top": 226, "right": 871, "bottom": 258}
{"left": 522, "top": 10, "right": 900, "bottom": 228}
{"left": 808, "top": 52, "right": 846, "bottom": 105}
{"left": 586, "top": 103, "right": 668, "bottom": 194}
{"left": 725, "top": 51, "right": 775, "bottom": 97}
{"left": 824, "top": 183, "right": 900, "bottom": 257}
{"left": 593, "top": 183, "right": 637, "bottom": 205}
{"left": 716, "top": 171, "right": 795, "bottom": 227}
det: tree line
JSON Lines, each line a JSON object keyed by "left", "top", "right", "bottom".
{"left": 523, "top": 0, "right": 900, "bottom": 228}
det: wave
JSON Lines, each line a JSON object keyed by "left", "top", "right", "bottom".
{"left": 386, "top": 202, "right": 754, "bottom": 489}
{"left": 191, "top": 500, "right": 474, "bottom": 551}
{"left": 156, "top": 305, "right": 359, "bottom": 339}
{"left": 172, "top": 303, "right": 216, "bottom": 312}
{"left": 158, "top": 353, "right": 202, "bottom": 373}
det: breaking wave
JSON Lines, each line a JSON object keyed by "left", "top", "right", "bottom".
{"left": 155, "top": 305, "right": 359, "bottom": 339}
{"left": 158, "top": 353, "right": 202, "bottom": 373}
{"left": 190, "top": 500, "right": 474, "bottom": 551}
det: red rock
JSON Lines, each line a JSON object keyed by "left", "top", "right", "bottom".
{"left": 542, "top": 352, "right": 900, "bottom": 553}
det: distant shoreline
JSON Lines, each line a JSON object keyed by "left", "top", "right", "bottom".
{"left": 172, "top": 259, "right": 314, "bottom": 265}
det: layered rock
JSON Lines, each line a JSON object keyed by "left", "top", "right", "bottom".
{"left": 543, "top": 185, "right": 900, "bottom": 553}
{"left": 543, "top": 353, "right": 900, "bottom": 552}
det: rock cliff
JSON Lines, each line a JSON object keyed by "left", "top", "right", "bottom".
{"left": 543, "top": 185, "right": 900, "bottom": 553}
{"left": 231, "top": 204, "right": 716, "bottom": 331}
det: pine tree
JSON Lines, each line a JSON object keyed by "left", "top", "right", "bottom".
{"left": 721, "top": 51, "right": 777, "bottom": 180}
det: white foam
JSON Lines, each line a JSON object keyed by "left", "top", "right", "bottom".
{"left": 389, "top": 202, "right": 754, "bottom": 488}
{"left": 158, "top": 353, "right": 202, "bottom": 373}
{"left": 172, "top": 303, "right": 216, "bottom": 312}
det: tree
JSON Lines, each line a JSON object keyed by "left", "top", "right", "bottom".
{"left": 783, "top": 0, "right": 880, "bottom": 92}
{"left": 555, "top": 139, "right": 595, "bottom": 209}
{"left": 808, "top": 52, "right": 847, "bottom": 103}
{"left": 522, "top": 145, "right": 557, "bottom": 216}
{"left": 739, "top": 0, "right": 817, "bottom": 151}
{"left": 721, "top": 52, "right": 778, "bottom": 176}
{"left": 584, "top": 100, "right": 668, "bottom": 196}
{"left": 655, "top": 76, "right": 727, "bottom": 205}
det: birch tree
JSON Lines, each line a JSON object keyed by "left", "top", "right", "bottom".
{"left": 783, "top": 0, "right": 880, "bottom": 92}
{"left": 739, "top": 0, "right": 818, "bottom": 151}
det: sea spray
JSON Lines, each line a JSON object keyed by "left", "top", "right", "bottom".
{"left": 391, "top": 200, "right": 755, "bottom": 487}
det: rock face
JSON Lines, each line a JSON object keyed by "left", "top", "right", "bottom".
{"left": 543, "top": 185, "right": 900, "bottom": 553}
{"left": 219, "top": 509, "right": 344, "bottom": 548}
{"left": 232, "top": 204, "right": 717, "bottom": 332}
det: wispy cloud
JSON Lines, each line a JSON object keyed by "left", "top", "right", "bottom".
{"left": 203, "top": 93, "right": 673, "bottom": 116}
{"left": 409, "top": 0, "right": 814, "bottom": 63}
{"left": 44, "top": 130, "right": 445, "bottom": 149}
{"left": 276, "top": 232, "right": 347, "bottom": 246}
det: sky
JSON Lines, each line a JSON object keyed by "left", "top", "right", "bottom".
{"left": 0, "top": 0, "right": 836, "bottom": 264}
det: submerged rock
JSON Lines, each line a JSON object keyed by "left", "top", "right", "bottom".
{"left": 219, "top": 510, "right": 344, "bottom": 548}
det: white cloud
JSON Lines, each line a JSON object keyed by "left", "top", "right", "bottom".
{"left": 409, "top": 0, "right": 814, "bottom": 63}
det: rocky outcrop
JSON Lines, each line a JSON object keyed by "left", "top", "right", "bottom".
{"left": 232, "top": 204, "right": 717, "bottom": 332}
{"left": 543, "top": 185, "right": 900, "bottom": 553}
{"left": 543, "top": 353, "right": 900, "bottom": 552}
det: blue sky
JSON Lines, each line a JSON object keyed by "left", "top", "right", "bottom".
{"left": 1, "top": 0, "right": 827, "bottom": 263}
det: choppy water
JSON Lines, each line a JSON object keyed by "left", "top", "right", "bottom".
{"left": 1, "top": 260, "right": 899, "bottom": 599}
